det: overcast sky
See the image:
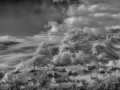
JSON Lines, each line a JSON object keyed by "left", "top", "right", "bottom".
{"left": 0, "top": 0, "right": 66, "bottom": 37}
{"left": 0, "top": 0, "right": 120, "bottom": 37}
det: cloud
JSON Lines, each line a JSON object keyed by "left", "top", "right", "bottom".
{"left": 112, "top": 13, "right": 120, "bottom": 19}
{"left": 93, "top": 13, "right": 111, "bottom": 18}
{"left": 64, "top": 17, "right": 91, "bottom": 25}
{"left": 92, "top": 12, "right": 120, "bottom": 20}
{"left": 24, "top": 0, "right": 120, "bottom": 37}
{"left": 83, "top": 27, "right": 105, "bottom": 35}
{"left": 106, "top": 25, "right": 120, "bottom": 30}
{"left": 88, "top": 4, "right": 109, "bottom": 12}
{"left": 29, "top": 34, "right": 49, "bottom": 40}
{"left": 26, "top": 33, "right": 64, "bottom": 42}
{"left": 45, "top": 21, "right": 59, "bottom": 32}
{"left": 67, "top": 4, "right": 111, "bottom": 17}
{"left": 0, "top": 35, "right": 26, "bottom": 42}
{"left": 64, "top": 1, "right": 120, "bottom": 33}
{"left": 64, "top": 15, "right": 107, "bottom": 29}
{"left": 67, "top": 4, "right": 93, "bottom": 16}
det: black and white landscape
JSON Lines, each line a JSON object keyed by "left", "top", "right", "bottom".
{"left": 0, "top": 0, "right": 120, "bottom": 90}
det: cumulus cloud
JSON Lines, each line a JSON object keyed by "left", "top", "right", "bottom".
{"left": 45, "top": 21, "right": 59, "bottom": 32}
{"left": 45, "top": 21, "right": 67, "bottom": 36}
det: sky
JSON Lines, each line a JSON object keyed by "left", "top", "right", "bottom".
{"left": 0, "top": 0, "right": 66, "bottom": 37}
{"left": 48, "top": 0, "right": 120, "bottom": 36}
{"left": 0, "top": 0, "right": 120, "bottom": 38}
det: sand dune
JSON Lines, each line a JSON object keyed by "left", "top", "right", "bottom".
{"left": 0, "top": 37, "right": 62, "bottom": 71}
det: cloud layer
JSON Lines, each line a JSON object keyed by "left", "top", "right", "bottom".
{"left": 48, "top": 0, "right": 120, "bottom": 35}
{"left": 66, "top": 2, "right": 120, "bottom": 28}
{"left": 1, "top": 0, "right": 120, "bottom": 40}
{"left": 0, "top": 35, "right": 26, "bottom": 42}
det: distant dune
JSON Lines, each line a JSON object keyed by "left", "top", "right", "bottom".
{"left": 0, "top": 36, "right": 63, "bottom": 71}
